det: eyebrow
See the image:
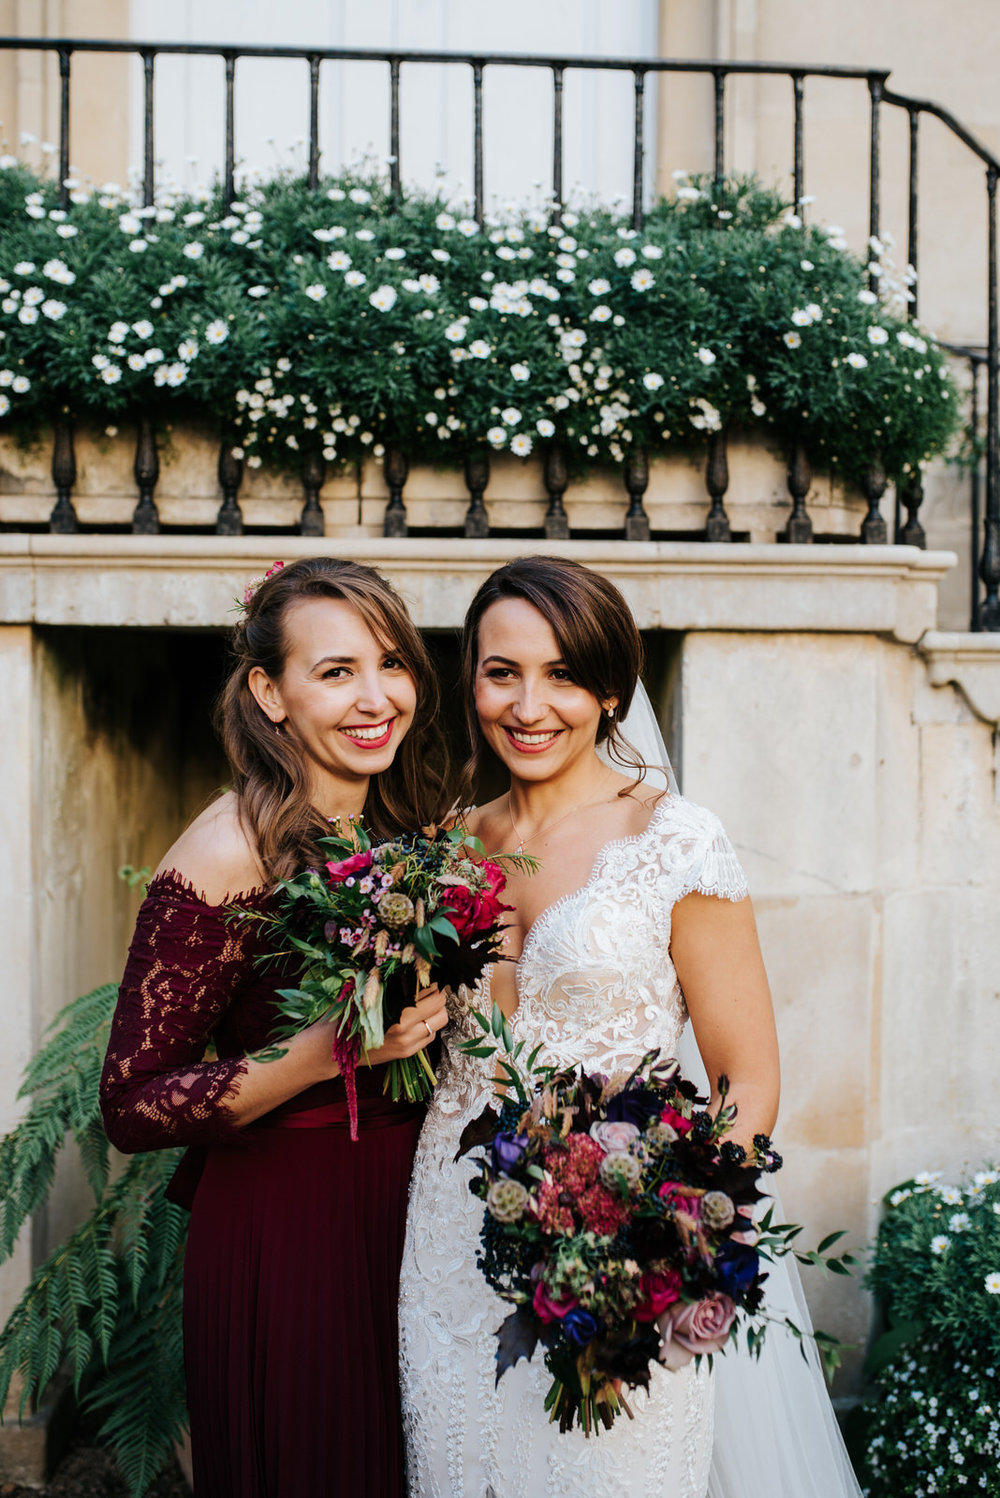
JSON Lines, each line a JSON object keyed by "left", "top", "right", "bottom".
{"left": 310, "top": 655, "right": 356, "bottom": 671}
{"left": 480, "top": 654, "right": 566, "bottom": 667}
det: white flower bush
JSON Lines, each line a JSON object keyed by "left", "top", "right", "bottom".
{"left": 0, "top": 161, "right": 959, "bottom": 484}
{"left": 862, "top": 1165, "right": 1000, "bottom": 1496}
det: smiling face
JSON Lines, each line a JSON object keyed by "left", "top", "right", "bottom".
{"left": 474, "top": 596, "right": 615, "bottom": 783}
{"left": 248, "top": 595, "right": 417, "bottom": 810}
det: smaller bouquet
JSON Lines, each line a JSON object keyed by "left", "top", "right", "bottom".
{"left": 255, "top": 822, "right": 521, "bottom": 1136}
{"left": 458, "top": 1025, "right": 853, "bottom": 1435}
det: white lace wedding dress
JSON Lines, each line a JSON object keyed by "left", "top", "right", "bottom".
{"left": 398, "top": 795, "right": 749, "bottom": 1498}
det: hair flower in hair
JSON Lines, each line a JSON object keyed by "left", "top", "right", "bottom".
{"left": 240, "top": 559, "right": 285, "bottom": 611}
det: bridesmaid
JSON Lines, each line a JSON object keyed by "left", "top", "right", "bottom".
{"left": 100, "top": 556, "right": 449, "bottom": 1498}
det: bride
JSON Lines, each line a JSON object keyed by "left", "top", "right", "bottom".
{"left": 399, "top": 555, "right": 863, "bottom": 1498}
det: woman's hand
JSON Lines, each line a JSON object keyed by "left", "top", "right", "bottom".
{"left": 366, "top": 986, "right": 449, "bottom": 1066}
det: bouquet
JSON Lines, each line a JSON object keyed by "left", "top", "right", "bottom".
{"left": 255, "top": 821, "right": 521, "bottom": 1136}
{"left": 458, "top": 1023, "right": 854, "bottom": 1435}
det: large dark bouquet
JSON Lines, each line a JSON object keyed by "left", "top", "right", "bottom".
{"left": 459, "top": 1030, "right": 852, "bottom": 1434}
{"left": 255, "top": 821, "right": 519, "bottom": 1135}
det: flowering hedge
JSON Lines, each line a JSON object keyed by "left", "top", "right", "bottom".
{"left": 0, "top": 161, "right": 959, "bottom": 486}
{"left": 861, "top": 1167, "right": 1000, "bottom": 1496}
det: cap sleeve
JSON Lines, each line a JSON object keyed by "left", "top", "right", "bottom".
{"left": 669, "top": 800, "right": 749, "bottom": 904}
{"left": 99, "top": 871, "right": 266, "bottom": 1154}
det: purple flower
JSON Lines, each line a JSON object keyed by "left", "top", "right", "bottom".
{"left": 563, "top": 1307, "right": 599, "bottom": 1348}
{"left": 716, "top": 1240, "right": 760, "bottom": 1296}
{"left": 492, "top": 1132, "right": 528, "bottom": 1175}
{"left": 606, "top": 1086, "right": 661, "bottom": 1129}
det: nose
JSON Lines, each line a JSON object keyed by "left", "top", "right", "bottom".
{"left": 354, "top": 668, "right": 392, "bottom": 718}
{"left": 512, "top": 678, "right": 546, "bottom": 724}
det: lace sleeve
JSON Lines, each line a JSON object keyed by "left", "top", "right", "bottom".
{"left": 677, "top": 805, "right": 750, "bottom": 904}
{"left": 99, "top": 872, "right": 260, "bottom": 1153}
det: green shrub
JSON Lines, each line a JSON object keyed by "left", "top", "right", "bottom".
{"left": 862, "top": 1168, "right": 1000, "bottom": 1496}
{"left": 0, "top": 163, "right": 959, "bottom": 488}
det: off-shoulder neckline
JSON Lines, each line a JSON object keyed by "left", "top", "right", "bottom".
{"left": 146, "top": 867, "right": 276, "bottom": 910}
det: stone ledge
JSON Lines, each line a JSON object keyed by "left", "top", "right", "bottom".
{"left": 919, "top": 629, "right": 1000, "bottom": 723}
{"left": 0, "top": 536, "right": 955, "bottom": 640}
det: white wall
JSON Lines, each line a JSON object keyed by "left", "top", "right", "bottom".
{"left": 127, "top": 0, "right": 659, "bottom": 208}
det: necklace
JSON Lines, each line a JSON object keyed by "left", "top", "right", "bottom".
{"left": 507, "top": 785, "right": 612, "bottom": 855}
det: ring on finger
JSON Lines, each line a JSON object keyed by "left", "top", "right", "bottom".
{"left": 423, "top": 1019, "right": 433, "bottom": 1039}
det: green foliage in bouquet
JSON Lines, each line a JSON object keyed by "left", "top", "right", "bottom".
{"left": 0, "top": 981, "right": 186, "bottom": 1497}
{"left": 0, "top": 160, "right": 959, "bottom": 489}
{"left": 861, "top": 1167, "right": 1000, "bottom": 1496}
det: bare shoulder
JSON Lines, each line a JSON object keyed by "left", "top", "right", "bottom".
{"left": 462, "top": 794, "right": 509, "bottom": 856}
{"left": 615, "top": 774, "right": 669, "bottom": 834}
{"left": 154, "top": 791, "right": 265, "bottom": 905}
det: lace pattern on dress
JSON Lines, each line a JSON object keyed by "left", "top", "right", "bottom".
{"left": 100, "top": 870, "right": 271, "bottom": 1153}
{"left": 399, "top": 795, "right": 747, "bottom": 1498}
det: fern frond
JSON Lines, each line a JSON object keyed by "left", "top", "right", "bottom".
{"left": 0, "top": 983, "right": 119, "bottom": 1260}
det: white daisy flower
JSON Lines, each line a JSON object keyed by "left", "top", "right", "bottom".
{"left": 510, "top": 433, "right": 533, "bottom": 457}
{"left": 248, "top": 285, "right": 269, "bottom": 298}
{"left": 642, "top": 245, "right": 664, "bottom": 259}
{"left": 17, "top": 306, "right": 38, "bottom": 324}
{"left": 55, "top": 224, "right": 78, "bottom": 238}
{"left": 930, "top": 1235, "right": 950, "bottom": 1255}
{"left": 145, "top": 348, "right": 164, "bottom": 364}
{"left": 128, "top": 239, "right": 148, "bottom": 253}
{"left": 165, "top": 362, "right": 188, "bottom": 386}
{"left": 614, "top": 247, "right": 637, "bottom": 267}
{"left": 800, "top": 259, "right": 814, "bottom": 271}
{"left": 0, "top": 298, "right": 16, "bottom": 313}
{"left": 791, "top": 308, "right": 813, "bottom": 327}
{"left": 418, "top": 274, "right": 440, "bottom": 294}
{"left": 344, "top": 270, "right": 367, "bottom": 287}
{"left": 43, "top": 259, "right": 74, "bottom": 284}
{"left": 127, "top": 353, "right": 146, "bottom": 371}
{"left": 845, "top": 351, "right": 868, "bottom": 368}
{"left": 384, "top": 247, "right": 406, "bottom": 261}
{"left": 444, "top": 321, "right": 467, "bottom": 342}
{"left": 511, "top": 363, "right": 530, "bottom": 382}
{"left": 23, "top": 288, "right": 43, "bottom": 306}
{"left": 183, "top": 242, "right": 204, "bottom": 259}
{"left": 501, "top": 407, "right": 522, "bottom": 425}
{"left": 92, "top": 353, "right": 110, "bottom": 370}
{"left": 590, "top": 305, "right": 612, "bottom": 323}
{"left": 369, "top": 284, "right": 398, "bottom": 312}
{"left": 783, "top": 331, "right": 803, "bottom": 349}
{"left": 205, "top": 319, "right": 229, "bottom": 344}
{"left": 100, "top": 364, "right": 122, "bottom": 384}
{"left": 587, "top": 278, "right": 611, "bottom": 297}
{"left": 183, "top": 211, "right": 205, "bottom": 226}
{"left": 41, "top": 299, "right": 66, "bottom": 319}
{"left": 355, "top": 229, "right": 375, "bottom": 242}
{"left": 326, "top": 251, "right": 352, "bottom": 272}
{"left": 631, "top": 268, "right": 655, "bottom": 291}
{"left": 327, "top": 188, "right": 346, "bottom": 202}
{"left": 0, "top": 394, "right": 9, "bottom": 415}
{"left": 805, "top": 303, "right": 823, "bottom": 322}
{"left": 10, "top": 375, "right": 29, "bottom": 393}
{"left": 304, "top": 284, "right": 327, "bottom": 301}
{"left": 469, "top": 339, "right": 492, "bottom": 359}
{"left": 486, "top": 425, "right": 507, "bottom": 448}
{"left": 868, "top": 326, "right": 890, "bottom": 345}
{"left": 348, "top": 187, "right": 371, "bottom": 204}
{"left": 643, "top": 372, "right": 665, "bottom": 390}
{"left": 986, "top": 1273, "right": 1000, "bottom": 1294}
{"left": 231, "top": 230, "right": 249, "bottom": 245}
{"left": 675, "top": 186, "right": 702, "bottom": 201}
{"left": 457, "top": 219, "right": 479, "bottom": 237}
{"left": 13, "top": 262, "right": 35, "bottom": 276}
{"left": 937, "top": 1186, "right": 963, "bottom": 1205}
{"left": 118, "top": 213, "right": 142, "bottom": 234}
{"left": 751, "top": 396, "right": 767, "bottom": 417}
{"left": 536, "top": 418, "right": 556, "bottom": 438}
{"left": 178, "top": 338, "right": 199, "bottom": 361}
{"left": 562, "top": 329, "right": 587, "bottom": 348}
{"left": 948, "top": 1213, "right": 971, "bottom": 1232}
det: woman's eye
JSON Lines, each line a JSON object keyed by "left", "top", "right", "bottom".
{"left": 485, "top": 668, "right": 514, "bottom": 680}
{"left": 322, "top": 667, "right": 349, "bottom": 680}
{"left": 382, "top": 655, "right": 405, "bottom": 671}
{"left": 550, "top": 669, "right": 573, "bottom": 682}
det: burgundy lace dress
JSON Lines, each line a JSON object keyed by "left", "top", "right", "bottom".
{"left": 100, "top": 871, "right": 425, "bottom": 1498}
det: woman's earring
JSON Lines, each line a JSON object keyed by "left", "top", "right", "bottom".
{"left": 606, "top": 706, "right": 615, "bottom": 719}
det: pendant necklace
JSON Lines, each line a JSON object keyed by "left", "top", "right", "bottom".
{"left": 507, "top": 783, "right": 613, "bottom": 855}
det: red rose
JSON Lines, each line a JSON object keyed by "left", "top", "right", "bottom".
{"left": 532, "top": 1280, "right": 578, "bottom": 1324}
{"left": 657, "top": 1293, "right": 736, "bottom": 1370}
{"left": 438, "top": 874, "right": 510, "bottom": 940}
{"left": 325, "top": 851, "right": 373, "bottom": 883}
{"left": 633, "top": 1269, "right": 683, "bottom": 1322}
{"left": 479, "top": 859, "right": 508, "bottom": 898}
{"left": 661, "top": 1105, "right": 694, "bottom": 1136}
{"left": 658, "top": 1180, "right": 701, "bottom": 1218}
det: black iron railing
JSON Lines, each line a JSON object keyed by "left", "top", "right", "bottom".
{"left": 1, "top": 37, "right": 998, "bottom": 629}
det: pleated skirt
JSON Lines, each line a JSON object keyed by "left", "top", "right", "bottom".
{"left": 183, "top": 1098, "right": 424, "bottom": 1498}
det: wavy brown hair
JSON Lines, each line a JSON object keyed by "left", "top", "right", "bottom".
{"left": 217, "top": 557, "right": 448, "bottom": 881}
{"left": 459, "top": 555, "right": 647, "bottom": 801}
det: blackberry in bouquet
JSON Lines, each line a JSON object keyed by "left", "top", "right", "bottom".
{"left": 254, "top": 821, "right": 526, "bottom": 1136}
{"left": 458, "top": 1022, "right": 854, "bottom": 1435}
